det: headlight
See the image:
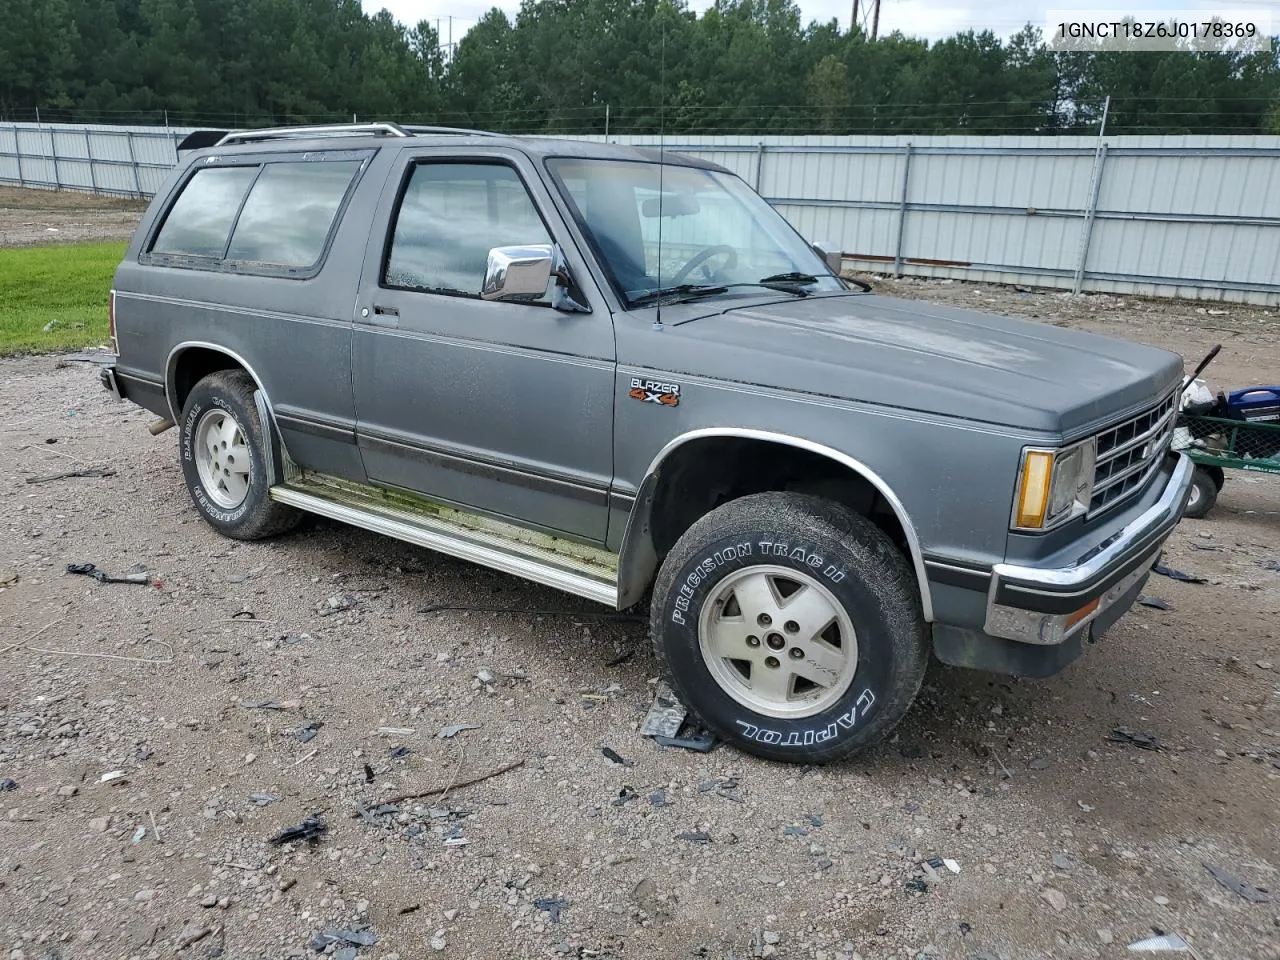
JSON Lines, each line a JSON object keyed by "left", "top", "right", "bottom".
{"left": 1013, "top": 440, "right": 1096, "bottom": 530}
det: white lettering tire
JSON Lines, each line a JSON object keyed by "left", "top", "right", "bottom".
{"left": 650, "top": 492, "right": 929, "bottom": 763}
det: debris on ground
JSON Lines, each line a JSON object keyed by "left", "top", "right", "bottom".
{"left": 243, "top": 699, "right": 302, "bottom": 711}
{"left": 533, "top": 896, "right": 567, "bottom": 923}
{"left": 0, "top": 778, "right": 17, "bottom": 791}
{"left": 1127, "top": 932, "right": 1195, "bottom": 953}
{"left": 697, "top": 777, "right": 743, "bottom": 802}
{"left": 378, "top": 726, "right": 415, "bottom": 736}
{"left": 355, "top": 802, "right": 400, "bottom": 826}
{"left": 904, "top": 876, "right": 928, "bottom": 894}
{"left": 100, "top": 770, "right": 126, "bottom": 783}
{"left": 25, "top": 467, "right": 116, "bottom": 484}
{"left": 1108, "top": 728, "right": 1162, "bottom": 750}
{"left": 1040, "top": 888, "right": 1068, "bottom": 912}
{"left": 611, "top": 786, "right": 637, "bottom": 806}
{"left": 1152, "top": 564, "right": 1207, "bottom": 584}
{"left": 308, "top": 927, "right": 378, "bottom": 950}
{"left": 600, "top": 746, "right": 633, "bottom": 767}
{"left": 649, "top": 788, "right": 669, "bottom": 806}
{"left": 249, "top": 794, "right": 279, "bottom": 806}
{"left": 653, "top": 728, "right": 719, "bottom": 752}
{"left": 1138, "top": 596, "right": 1172, "bottom": 610}
{"left": 318, "top": 593, "right": 361, "bottom": 615}
{"left": 269, "top": 816, "right": 326, "bottom": 844}
{"left": 677, "top": 830, "right": 711, "bottom": 843}
{"left": 1203, "top": 862, "right": 1271, "bottom": 902}
{"left": 0, "top": 569, "right": 17, "bottom": 586}
{"left": 639, "top": 681, "right": 687, "bottom": 738}
{"left": 390, "top": 745, "right": 411, "bottom": 758}
{"left": 295, "top": 721, "right": 322, "bottom": 743}
{"left": 437, "top": 723, "right": 479, "bottom": 739}
{"left": 66, "top": 562, "right": 160, "bottom": 587}
{"left": 1258, "top": 560, "right": 1280, "bottom": 571}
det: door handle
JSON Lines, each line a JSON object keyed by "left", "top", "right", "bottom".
{"left": 373, "top": 304, "right": 399, "bottom": 318}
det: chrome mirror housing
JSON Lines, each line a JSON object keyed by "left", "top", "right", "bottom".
{"left": 481, "top": 245, "right": 555, "bottom": 301}
{"left": 812, "top": 240, "right": 843, "bottom": 274}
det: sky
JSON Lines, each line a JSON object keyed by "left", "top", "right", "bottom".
{"left": 361, "top": 0, "right": 1280, "bottom": 48}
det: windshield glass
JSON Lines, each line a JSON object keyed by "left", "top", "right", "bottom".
{"left": 547, "top": 158, "right": 845, "bottom": 306}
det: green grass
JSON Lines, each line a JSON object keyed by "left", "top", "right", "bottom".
{"left": 0, "top": 242, "right": 123, "bottom": 355}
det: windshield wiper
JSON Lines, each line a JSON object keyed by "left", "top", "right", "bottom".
{"left": 628, "top": 284, "right": 728, "bottom": 307}
{"left": 758, "top": 272, "right": 819, "bottom": 285}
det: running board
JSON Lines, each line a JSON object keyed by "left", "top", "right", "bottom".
{"left": 270, "top": 473, "right": 619, "bottom": 607}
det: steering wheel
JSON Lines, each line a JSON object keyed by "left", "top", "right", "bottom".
{"left": 670, "top": 244, "right": 738, "bottom": 285}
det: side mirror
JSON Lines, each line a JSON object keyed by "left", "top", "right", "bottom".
{"left": 482, "top": 245, "right": 554, "bottom": 301}
{"left": 812, "top": 240, "right": 843, "bottom": 274}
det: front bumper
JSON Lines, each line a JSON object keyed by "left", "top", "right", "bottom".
{"left": 984, "top": 452, "right": 1194, "bottom": 646}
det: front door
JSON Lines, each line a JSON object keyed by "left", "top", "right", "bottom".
{"left": 351, "top": 152, "right": 615, "bottom": 542}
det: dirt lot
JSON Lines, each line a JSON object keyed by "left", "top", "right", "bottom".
{"left": 0, "top": 187, "right": 147, "bottom": 247}
{"left": 2, "top": 278, "right": 1279, "bottom": 960}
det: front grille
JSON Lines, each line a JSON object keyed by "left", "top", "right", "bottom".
{"left": 1090, "top": 389, "right": 1177, "bottom": 513}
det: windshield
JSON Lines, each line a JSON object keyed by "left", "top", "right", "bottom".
{"left": 546, "top": 158, "right": 846, "bottom": 306}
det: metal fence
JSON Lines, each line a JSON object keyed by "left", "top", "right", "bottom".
{"left": 4, "top": 122, "right": 1279, "bottom": 305}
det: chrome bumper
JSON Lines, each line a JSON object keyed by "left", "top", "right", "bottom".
{"left": 985, "top": 453, "right": 1194, "bottom": 645}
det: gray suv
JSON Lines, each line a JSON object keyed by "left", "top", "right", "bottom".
{"left": 102, "top": 121, "right": 1194, "bottom": 763}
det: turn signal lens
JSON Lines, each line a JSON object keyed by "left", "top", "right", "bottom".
{"left": 1064, "top": 597, "right": 1100, "bottom": 630}
{"left": 1015, "top": 451, "right": 1054, "bottom": 528}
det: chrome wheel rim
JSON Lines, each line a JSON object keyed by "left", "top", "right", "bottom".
{"left": 1188, "top": 482, "right": 1202, "bottom": 509}
{"left": 697, "top": 564, "right": 859, "bottom": 719}
{"left": 194, "top": 408, "right": 251, "bottom": 510}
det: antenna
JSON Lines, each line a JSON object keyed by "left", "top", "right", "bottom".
{"left": 654, "top": 11, "right": 666, "bottom": 331}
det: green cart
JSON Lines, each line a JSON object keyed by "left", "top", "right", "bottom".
{"left": 1173, "top": 346, "right": 1280, "bottom": 519}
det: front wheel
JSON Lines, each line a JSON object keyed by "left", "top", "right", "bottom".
{"left": 650, "top": 492, "right": 929, "bottom": 763}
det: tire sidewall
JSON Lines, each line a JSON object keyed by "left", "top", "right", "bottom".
{"left": 656, "top": 524, "right": 898, "bottom": 757}
{"left": 180, "top": 380, "right": 265, "bottom": 534}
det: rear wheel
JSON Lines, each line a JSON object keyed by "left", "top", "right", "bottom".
{"left": 1183, "top": 466, "right": 1220, "bottom": 520}
{"left": 179, "top": 370, "right": 301, "bottom": 540}
{"left": 650, "top": 492, "right": 929, "bottom": 763}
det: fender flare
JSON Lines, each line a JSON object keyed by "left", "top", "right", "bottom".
{"left": 165, "top": 341, "right": 288, "bottom": 486}
{"left": 615, "top": 428, "right": 934, "bottom": 621}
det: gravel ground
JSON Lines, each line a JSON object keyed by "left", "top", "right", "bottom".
{"left": 0, "top": 187, "right": 147, "bottom": 247}
{"left": 2, "top": 275, "right": 1279, "bottom": 959}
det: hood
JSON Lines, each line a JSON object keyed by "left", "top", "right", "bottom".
{"left": 666, "top": 293, "right": 1184, "bottom": 434}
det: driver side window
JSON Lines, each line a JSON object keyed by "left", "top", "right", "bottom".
{"left": 384, "top": 162, "right": 553, "bottom": 300}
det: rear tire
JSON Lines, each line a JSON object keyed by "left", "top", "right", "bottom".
{"left": 179, "top": 370, "right": 301, "bottom": 540}
{"left": 650, "top": 492, "right": 929, "bottom": 764}
{"left": 1183, "top": 466, "right": 1219, "bottom": 520}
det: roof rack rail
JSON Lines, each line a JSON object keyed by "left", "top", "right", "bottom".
{"left": 401, "top": 124, "right": 503, "bottom": 138}
{"left": 216, "top": 122, "right": 412, "bottom": 146}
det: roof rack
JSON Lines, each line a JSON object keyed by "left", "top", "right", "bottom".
{"left": 215, "top": 122, "right": 412, "bottom": 146}
{"left": 214, "top": 121, "right": 503, "bottom": 147}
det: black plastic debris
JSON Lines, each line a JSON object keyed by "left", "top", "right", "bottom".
{"left": 601, "top": 747, "right": 633, "bottom": 767}
{"left": 363, "top": 763, "right": 375, "bottom": 784}
{"left": 611, "top": 786, "right": 637, "bottom": 807}
{"left": 1107, "top": 728, "right": 1162, "bottom": 751}
{"left": 904, "top": 877, "right": 928, "bottom": 893}
{"left": 1137, "top": 596, "right": 1172, "bottom": 610}
{"left": 1152, "top": 564, "right": 1207, "bottom": 584}
{"left": 308, "top": 928, "right": 378, "bottom": 951}
{"left": 1203, "top": 862, "right": 1271, "bottom": 903}
{"left": 533, "top": 897, "right": 568, "bottom": 923}
{"left": 0, "top": 778, "right": 17, "bottom": 791}
{"left": 355, "top": 803, "right": 399, "bottom": 826}
{"left": 269, "top": 816, "right": 326, "bottom": 845}
{"left": 66, "top": 563, "right": 157, "bottom": 587}
{"left": 26, "top": 467, "right": 116, "bottom": 484}
{"left": 677, "top": 830, "right": 712, "bottom": 843}
{"left": 1260, "top": 560, "right": 1280, "bottom": 572}
{"left": 295, "top": 722, "right": 322, "bottom": 744}
{"left": 390, "top": 746, "right": 411, "bottom": 759}
{"left": 653, "top": 729, "right": 718, "bottom": 753}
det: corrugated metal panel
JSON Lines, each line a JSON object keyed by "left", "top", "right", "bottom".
{"left": 3, "top": 123, "right": 1280, "bottom": 304}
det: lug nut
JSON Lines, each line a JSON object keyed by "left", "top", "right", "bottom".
{"left": 757, "top": 613, "right": 772, "bottom": 627}
{"left": 764, "top": 656, "right": 780, "bottom": 669}
{"left": 784, "top": 620, "right": 800, "bottom": 634}
{"left": 746, "top": 635, "right": 761, "bottom": 648}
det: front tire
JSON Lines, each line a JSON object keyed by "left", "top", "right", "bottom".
{"left": 650, "top": 492, "right": 929, "bottom": 764}
{"left": 179, "top": 370, "right": 301, "bottom": 540}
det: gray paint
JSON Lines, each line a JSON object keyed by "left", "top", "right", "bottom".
{"left": 109, "top": 128, "right": 1188, "bottom": 672}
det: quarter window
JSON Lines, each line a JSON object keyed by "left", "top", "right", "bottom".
{"left": 151, "top": 167, "right": 257, "bottom": 258}
{"left": 384, "top": 162, "right": 552, "bottom": 299}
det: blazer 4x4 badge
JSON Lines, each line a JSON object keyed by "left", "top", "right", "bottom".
{"left": 629, "top": 377, "right": 681, "bottom": 407}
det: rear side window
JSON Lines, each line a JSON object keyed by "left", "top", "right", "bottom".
{"left": 151, "top": 167, "right": 257, "bottom": 258}
{"left": 148, "top": 159, "right": 363, "bottom": 272}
